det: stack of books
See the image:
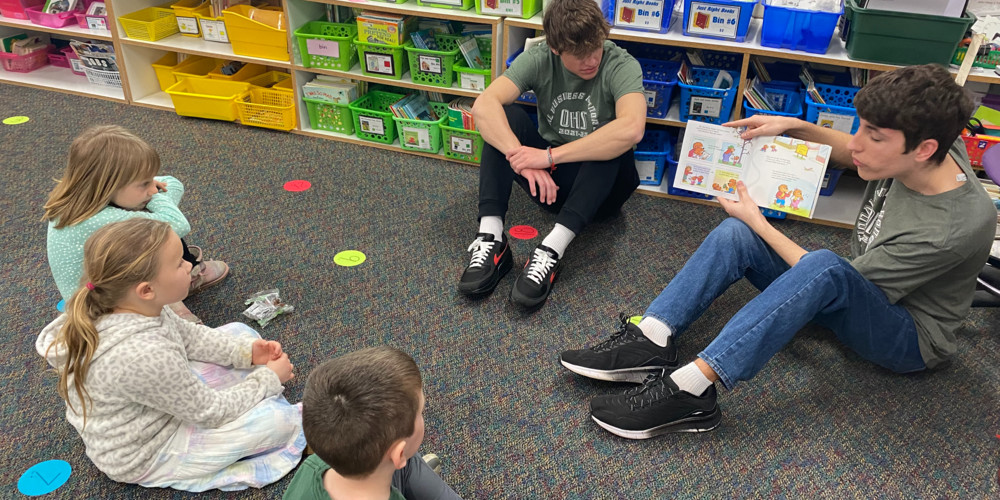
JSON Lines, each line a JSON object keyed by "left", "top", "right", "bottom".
{"left": 69, "top": 40, "right": 117, "bottom": 72}
{"left": 357, "top": 11, "right": 416, "bottom": 45}
{"left": 457, "top": 35, "right": 485, "bottom": 69}
{"left": 743, "top": 77, "right": 776, "bottom": 111}
{"left": 301, "top": 75, "right": 363, "bottom": 104}
{"left": 447, "top": 97, "right": 475, "bottom": 130}
{"left": 799, "top": 66, "right": 825, "bottom": 104}
{"left": 410, "top": 30, "right": 439, "bottom": 51}
{"left": 389, "top": 93, "right": 438, "bottom": 121}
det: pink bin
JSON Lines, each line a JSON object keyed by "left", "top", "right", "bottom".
{"left": 0, "top": 46, "right": 52, "bottom": 73}
{"left": 25, "top": 5, "right": 77, "bottom": 28}
{"left": 73, "top": 0, "right": 109, "bottom": 30}
{"left": 0, "top": 0, "right": 43, "bottom": 20}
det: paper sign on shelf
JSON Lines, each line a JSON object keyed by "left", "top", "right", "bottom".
{"left": 614, "top": 0, "right": 667, "bottom": 31}
{"left": 451, "top": 136, "right": 473, "bottom": 154}
{"left": 481, "top": 0, "right": 523, "bottom": 16}
{"left": 815, "top": 111, "right": 855, "bottom": 134}
{"left": 177, "top": 16, "right": 199, "bottom": 34}
{"left": 359, "top": 116, "right": 385, "bottom": 135}
{"left": 686, "top": 1, "right": 741, "bottom": 39}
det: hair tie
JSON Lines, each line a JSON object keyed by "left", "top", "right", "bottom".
{"left": 86, "top": 282, "right": 95, "bottom": 290}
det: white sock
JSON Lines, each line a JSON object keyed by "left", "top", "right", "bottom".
{"left": 638, "top": 317, "right": 672, "bottom": 347}
{"left": 670, "top": 363, "right": 713, "bottom": 396}
{"left": 478, "top": 216, "right": 503, "bottom": 241}
{"left": 540, "top": 223, "right": 575, "bottom": 258}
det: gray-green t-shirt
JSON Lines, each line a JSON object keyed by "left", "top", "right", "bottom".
{"left": 503, "top": 40, "right": 644, "bottom": 146}
{"left": 850, "top": 139, "right": 997, "bottom": 367}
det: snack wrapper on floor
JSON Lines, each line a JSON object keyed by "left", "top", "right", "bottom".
{"left": 243, "top": 289, "right": 294, "bottom": 327}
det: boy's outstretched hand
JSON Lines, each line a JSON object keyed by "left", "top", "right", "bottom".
{"left": 252, "top": 339, "right": 284, "bottom": 365}
{"left": 723, "top": 115, "right": 796, "bottom": 141}
{"left": 718, "top": 181, "right": 768, "bottom": 231}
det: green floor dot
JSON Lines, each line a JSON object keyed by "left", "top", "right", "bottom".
{"left": 334, "top": 250, "right": 366, "bottom": 267}
{"left": 629, "top": 315, "right": 641, "bottom": 325}
{"left": 3, "top": 116, "right": 29, "bottom": 125}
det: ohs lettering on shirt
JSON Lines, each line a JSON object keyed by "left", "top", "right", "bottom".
{"left": 546, "top": 92, "right": 598, "bottom": 139}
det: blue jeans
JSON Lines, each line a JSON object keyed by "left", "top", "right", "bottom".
{"left": 644, "top": 218, "right": 926, "bottom": 390}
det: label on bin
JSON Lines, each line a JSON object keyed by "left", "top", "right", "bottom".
{"left": 451, "top": 136, "right": 473, "bottom": 154}
{"left": 86, "top": 16, "right": 108, "bottom": 30}
{"left": 481, "top": 0, "right": 523, "bottom": 15}
{"left": 686, "top": 2, "right": 741, "bottom": 39}
{"left": 307, "top": 39, "right": 340, "bottom": 59}
{"left": 69, "top": 58, "right": 83, "bottom": 72}
{"left": 401, "top": 127, "right": 431, "bottom": 150}
{"left": 364, "top": 52, "right": 395, "bottom": 75}
{"left": 418, "top": 55, "right": 443, "bottom": 75}
{"left": 816, "top": 112, "right": 854, "bottom": 134}
{"left": 636, "top": 159, "right": 658, "bottom": 182}
{"left": 460, "top": 73, "right": 486, "bottom": 91}
{"left": 643, "top": 89, "right": 656, "bottom": 108}
{"left": 615, "top": 0, "right": 667, "bottom": 31}
{"left": 177, "top": 16, "right": 199, "bottom": 34}
{"left": 425, "top": 0, "right": 464, "bottom": 5}
{"left": 359, "top": 116, "right": 385, "bottom": 135}
{"left": 689, "top": 96, "right": 722, "bottom": 118}
{"left": 200, "top": 19, "right": 229, "bottom": 42}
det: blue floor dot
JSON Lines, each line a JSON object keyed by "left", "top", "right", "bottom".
{"left": 17, "top": 460, "right": 71, "bottom": 496}
{"left": 56, "top": 299, "right": 65, "bottom": 312}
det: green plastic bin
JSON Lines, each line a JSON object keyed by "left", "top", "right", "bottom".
{"left": 393, "top": 102, "right": 449, "bottom": 153}
{"left": 441, "top": 123, "right": 484, "bottom": 163}
{"left": 303, "top": 97, "right": 354, "bottom": 135}
{"left": 349, "top": 91, "right": 406, "bottom": 144}
{"left": 355, "top": 39, "right": 408, "bottom": 80}
{"left": 294, "top": 21, "right": 358, "bottom": 71}
{"left": 842, "top": 0, "right": 975, "bottom": 66}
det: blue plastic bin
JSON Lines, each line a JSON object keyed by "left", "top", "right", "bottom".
{"left": 682, "top": 0, "right": 757, "bottom": 42}
{"left": 666, "top": 157, "right": 714, "bottom": 199}
{"left": 635, "top": 129, "right": 673, "bottom": 185}
{"left": 805, "top": 83, "right": 860, "bottom": 134}
{"left": 608, "top": 0, "right": 675, "bottom": 33}
{"left": 637, "top": 58, "right": 680, "bottom": 119}
{"left": 754, "top": 61, "right": 803, "bottom": 91}
{"left": 677, "top": 66, "right": 739, "bottom": 124}
{"left": 819, "top": 168, "right": 844, "bottom": 196}
{"left": 743, "top": 86, "right": 803, "bottom": 119}
{"left": 760, "top": 1, "right": 842, "bottom": 54}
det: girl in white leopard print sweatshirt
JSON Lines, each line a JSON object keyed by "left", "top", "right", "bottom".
{"left": 37, "top": 219, "right": 305, "bottom": 492}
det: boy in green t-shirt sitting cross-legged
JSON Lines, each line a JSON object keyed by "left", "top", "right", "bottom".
{"left": 457, "top": 0, "right": 647, "bottom": 308}
{"left": 283, "top": 347, "right": 462, "bottom": 500}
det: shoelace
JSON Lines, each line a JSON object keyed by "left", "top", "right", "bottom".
{"left": 524, "top": 248, "right": 557, "bottom": 284}
{"left": 593, "top": 314, "right": 638, "bottom": 352}
{"left": 625, "top": 370, "right": 673, "bottom": 409}
{"left": 466, "top": 238, "right": 496, "bottom": 268}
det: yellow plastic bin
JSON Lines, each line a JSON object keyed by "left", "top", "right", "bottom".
{"left": 207, "top": 62, "right": 267, "bottom": 81}
{"left": 165, "top": 78, "right": 251, "bottom": 121}
{"left": 222, "top": 5, "right": 288, "bottom": 61}
{"left": 119, "top": 5, "right": 179, "bottom": 41}
{"left": 152, "top": 52, "right": 181, "bottom": 91}
{"left": 243, "top": 70, "right": 291, "bottom": 88}
{"left": 236, "top": 88, "right": 297, "bottom": 131}
{"left": 170, "top": 0, "right": 211, "bottom": 37}
{"left": 272, "top": 76, "right": 293, "bottom": 93}
{"left": 171, "top": 55, "right": 222, "bottom": 81}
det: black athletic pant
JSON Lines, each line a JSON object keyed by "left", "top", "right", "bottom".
{"left": 477, "top": 104, "right": 639, "bottom": 234}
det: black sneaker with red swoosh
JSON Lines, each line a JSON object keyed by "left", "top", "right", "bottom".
{"left": 458, "top": 233, "right": 513, "bottom": 296}
{"left": 510, "top": 244, "right": 560, "bottom": 308}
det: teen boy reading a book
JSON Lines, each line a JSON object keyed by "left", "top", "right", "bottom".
{"left": 457, "top": 0, "right": 646, "bottom": 308}
{"left": 558, "top": 64, "right": 997, "bottom": 438}
{"left": 283, "top": 347, "right": 463, "bottom": 500}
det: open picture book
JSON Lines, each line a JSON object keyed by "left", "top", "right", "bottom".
{"left": 674, "top": 121, "right": 832, "bottom": 218}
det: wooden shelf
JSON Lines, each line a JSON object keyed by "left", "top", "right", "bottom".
{"left": 638, "top": 173, "right": 865, "bottom": 230}
{"left": 0, "top": 16, "right": 113, "bottom": 41}
{"left": 118, "top": 34, "right": 292, "bottom": 68}
{"left": 0, "top": 64, "right": 125, "bottom": 101}
{"left": 294, "top": 124, "right": 478, "bottom": 166}
{"left": 310, "top": 0, "right": 501, "bottom": 24}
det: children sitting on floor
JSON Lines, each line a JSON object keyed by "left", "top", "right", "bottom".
{"left": 36, "top": 218, "right": 304, "bottom": 492}
{"left": 284, "top": 346, "right": 463, "bottom": 500}
{"left": 43, "top": 125, "right": 228, "bottom": 324}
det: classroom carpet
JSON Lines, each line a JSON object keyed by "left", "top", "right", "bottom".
{"left": 0, "top": 85, "right": 997, "bottom": 499}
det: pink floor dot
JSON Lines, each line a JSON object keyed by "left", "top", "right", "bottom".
{"left": 283, "top": 180, "right": 311, "bottom": 192}
{"left": 509, "top": 225, "right": 539, "bottom": 240}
